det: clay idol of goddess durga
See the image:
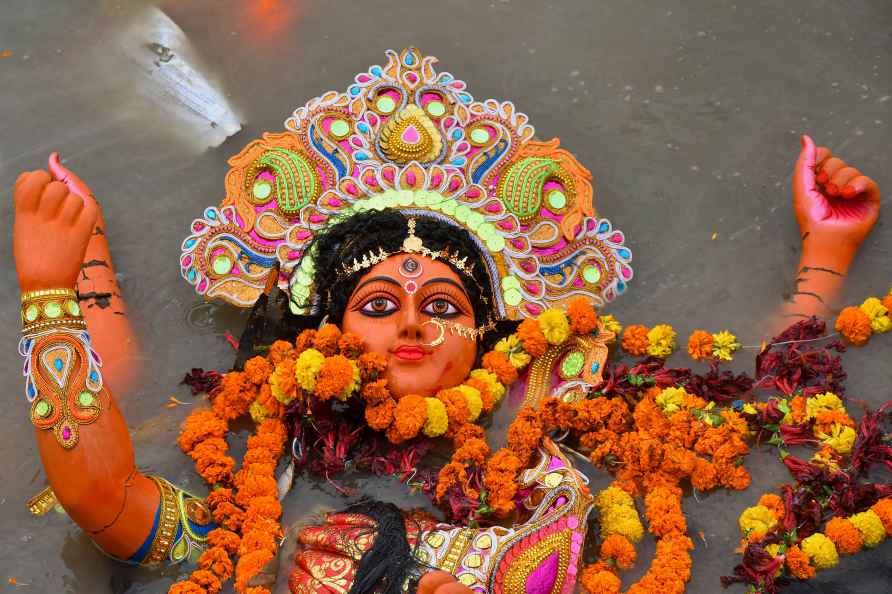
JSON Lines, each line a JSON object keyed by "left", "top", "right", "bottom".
{"left": 10, "top": 48, "right": 880, "bottom": 594}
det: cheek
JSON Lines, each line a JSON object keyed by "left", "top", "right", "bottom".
{"left": 341, "top": 311, "right": 395, "bottom": 354}
{"left": 431, "top": 337, "right": 477, "bottom": 382}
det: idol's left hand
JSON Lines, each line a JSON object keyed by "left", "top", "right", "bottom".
{"left": 793, "top": 134, "right": 880, "bottom": 253}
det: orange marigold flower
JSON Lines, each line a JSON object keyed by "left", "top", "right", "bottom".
{"left": 437, "top": 388, "right": 471, "bottom": 430}
{"left": 452, "top": 423, "right": 486, "bottom": 448}
{"left": 691, "top": 458, "right": 718, "bottom": 492}
{"left": 189, "top": 569, "right": 221, "bottom": 594}
{"left": 724, "top": 465, "right": 752, "bottom": 491}
{"left": 483, "top": 449, "right": 523, "bottom": 517}
{"left": 815, "top": 409, "right": 855, "bottom": 434}
{"left": 790, "top": 395, "right": 808, "bottom": 424}
{"left": 255, "top": 383, "right": 283, "bottom": 419}
{"left": 213, "top": 371, "right": 255, "bottom": 420}
{"left": 314, "top": 355, "right": 355, "bottom": 401}
{"left": 313, "top": 324, "right": 342, "bottom": 356}
{"left": 361, "top": 378, "right": 391, "bottom": 404}
{"left": 243, "top": 356, "right": 273, "bottom": 386}
{"left": 178, "top": 410, "right": 229, "bottom": 453}
{"left": 207, "top": 529, "right": 240, "bottom": 555}
{"left": 337, "top": 332, "right": 365, "bottom": 358}
{"left": 516, "top": 318, "right": 548, "bottom": 357}
{"left": 239, "top": 529, "right": 278, "bottom": 557}
{"left": 365, "top": 398, "right": 396, "bottom": 431}
{"left": 622, "top": 325, "right": 649, "bottom": 357}
{"left": 785, "top": 545, "right": 815, "bottom": 579}
{"left": 507, "top": 407, "right": 544, "bottom": 465}
{"left": 293, "top": 330, "right": 316, "bottom": 356}
{"left": 600, "top": 534, "right": 637, "bottom": 570}
{"left": 357, "top": 351, "right": 388, "bottom": 382}
{"left": 205, "top": 488, "right": 234, "bottom": 511}
{"left": 687, "top": 330, "right": 714, "bottom": 361}
{"left": 194, "top": 451, "right": 236, "bottom": 485}
{"left": 267, "top": 339, "right": 295, "bottom": 365}
{"left": 835, "top": 306, "right": 872, "bottom": 346}
{"left": 481, "top": 351, "right": 518, "bottom": 385}
{"left": 198, "top": 546, "right": 234, "bottom": 580}
{"left": 758, "top": 493, "right": 785, "bottom": 520}
{"left": 245, "top": 588, "right": 272, "bottom": 594}
{"left": 579, "top": 562, "right": 621, "bottom": 594}
{"left": 435, "top": 461, "right": 468, "bottom": 501}
{"left": 389, "top": 394, "right": 427, "bottom": 443}
{"left": 825, "top": 516, "right": 863, "bottom": 554}
{"left": 268, "top": 357, "right": 298, "bottom": 403}
{"left": 871, "top": 498, "right": 892, "bottom": 535}
{"left": 567, "top": 296, "right": 599, "bottom": 334}
{"left": 453, "top": 438, "right": 491, "bottom": 466}
{"left": 234, "top": 549, "right": 274, "bottom": 593}
{"left": 168, "top": 581, "right": 207, "bottom": 594}
{"left": 883, "top": 294, "right": 892, "bottom": 316}
{"left": 465, "top": 377, "right": 494, "bottom": 414}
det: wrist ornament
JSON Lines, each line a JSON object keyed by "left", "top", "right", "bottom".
{"left": 21, "top": 288, "right": 86, "bottom": 334}
{"left": 127, "top": 476, "right": 214, "bottom": 567}
{"left": 19, "top": 288, "right": 104, "bottom": 449}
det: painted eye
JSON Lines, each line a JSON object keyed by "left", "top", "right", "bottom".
{"left": 423, "top": 299, "right": 458, "bottom": 317}
{"left": 361, "top": 297, "right": 398, "bottom": 316}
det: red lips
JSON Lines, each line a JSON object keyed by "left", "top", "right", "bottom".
{"left": 392, "top": 345, "right": 427, "bottom": 361}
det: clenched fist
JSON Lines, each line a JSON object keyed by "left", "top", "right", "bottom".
{"left": 13, "top": 166, "right": 97, "bottom": 293}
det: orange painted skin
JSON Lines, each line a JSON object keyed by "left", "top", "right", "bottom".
{"left": 784, "top": 135, "right": 881, "bottom": 324}
{"left": 341, "top": 254, "right": 479, "bottom": 398}
{"left": 9, "top": 135, "right": 879, "bottom": 573}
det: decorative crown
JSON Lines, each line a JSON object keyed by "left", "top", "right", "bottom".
{"left": 180, "top": 48, "right": 633, "bottom": 319}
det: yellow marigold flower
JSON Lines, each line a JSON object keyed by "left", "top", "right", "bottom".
{"left": 860, "top": 297, "right": 888, "bottom": 320}
{"left": 456, "top": 384, "right": 483, "bottom": 421}
{"left": 599, "top": 314, "right": 623, "bottom": 335}
{"left": 494, "top": 335, "right": 532, "bottom": 368}
{"left": 595, "top": 486, "right": 635, "bottom": 510}
{"left": 860, "top": 297, "right": 891, "bottom": 334}
{"left": 341, "top": 359, "right": 361, "bottom": 400}
{"left": 249, "top": 401, "right": 271, "bottom": 423}
{"left": 801, "top": 533, "right": 839, "bottom": 569}
{"left": 743, "top": 403, "right": 758, "bottom": 415}
{"left": 655, "top": 386, "right": 687, "bottom": 415}
{"left": 646, "top": 324, "right": 677, "bottom": 358}
{"left": 712, "top": 330, "right": 741, "bottom": 361}
{"left": 818, "top": 424, "right": 857, "bottom": 455}
{"left": 422, "top": 397, "right": 449, "bottom": 437}
{"left": 806, "top": 392, "right": 844, "bottom": 420}
{"left": 849, "top": 510, "right": 886, "bottom": 548}
{"left": 539, "top": 308, "right": 571, "bottom": 345}
{"left": 469, "top": 369, "right": 506, "bottom": 402}
{"left": 738, "top": 505, "right": 778, "bottom": 538}
{"left": 811, "top": 448, "right": 841, "bottom": 472}
{"left": 295, "top": 348, "right": 325, "bottom": 392}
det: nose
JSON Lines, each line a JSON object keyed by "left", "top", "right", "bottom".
{"left": 399, "top": 304, "right": 423, "bottom": 341}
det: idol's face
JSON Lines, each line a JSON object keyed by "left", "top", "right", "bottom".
{"left": 341, "top": 254, "right": 478, "bottom": 398}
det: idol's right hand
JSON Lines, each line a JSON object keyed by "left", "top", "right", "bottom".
{"left": 13, "top": 168, "right": 97, "bottom": 293}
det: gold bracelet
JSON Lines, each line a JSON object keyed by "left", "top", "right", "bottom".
{"left": 142, "top": 476, "right": 181, "bottom": 566}
{"left": 21, "top": 288, "right": 84, "bottom": 334}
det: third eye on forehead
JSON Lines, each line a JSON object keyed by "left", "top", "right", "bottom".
{"left": 399, "top": 256, "right": 422, "bottom": 278}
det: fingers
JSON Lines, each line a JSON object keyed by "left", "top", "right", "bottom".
{"left": 829, "top": 166, "right": 860, "bottom": 196}
{"left": 39, "top": 181, "right": 69, "bottom": 217}
{"left": 14, "top": 170, "right": 52, "bottom": 212}
{"left": 418, "top": 571, "right": 457, "bottom": 594}
{"left": 78, "top": 189, "right": 99, "bottom": 229}
{"left": 843, "top": 175, "right": 880, "bottom": 203}
{"left": 817, "top": 157, "right": 846, "bottom": 180}
{"left": 48, "top": 152, "right": 92, "bottom": 199}
{"left": 58, "top": 192, "right": 85, "bottom": 224}
{"left": 815, "top": 146, "right": 832, "bottom": 166}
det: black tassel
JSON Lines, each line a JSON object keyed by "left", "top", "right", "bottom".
{"left": 347, "top": 500, "right": 421, "bottom": 594}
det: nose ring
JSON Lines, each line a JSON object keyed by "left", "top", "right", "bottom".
{"left": 421, "top": 319, "right": 446, "bottom": 348}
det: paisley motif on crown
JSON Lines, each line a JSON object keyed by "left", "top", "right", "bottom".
{"left": 180, "top": 47, "right": 633, "bottom": 317}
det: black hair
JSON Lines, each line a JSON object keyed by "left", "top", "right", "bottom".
{"left": 235, "top": 209, "right": 517, "bottom": 367}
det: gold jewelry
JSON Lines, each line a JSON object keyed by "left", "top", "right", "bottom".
{"left": 422, "top": 317, "right": 497, "bottom": 347}
{"left": 143, "top": 476, "right": 180, "bottom": 566}
{"left": 21, "top": 288, "right": 85, "bottom": 334}
{"left": 422, "top": 318, "right": 446, "bottom": 348}
{"left": 27, "top": 486, "right": 59, "bottom": 517}
{"left": 337, "top": 218, "right": 476, "bottom": 280}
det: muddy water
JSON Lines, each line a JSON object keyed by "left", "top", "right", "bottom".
{"left": 1, "top": 1, "right": 891, "bottom": 592}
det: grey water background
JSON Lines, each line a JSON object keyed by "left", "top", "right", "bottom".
{"left": 1, "top": 0, "right": 891, "bottom": 592}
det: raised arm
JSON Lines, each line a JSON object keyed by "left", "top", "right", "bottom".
{"left": 13, "top": 170, "right": 209, "bottom": 564}
{"left": 783, "top": 135, "right": 881, "bottom": 321}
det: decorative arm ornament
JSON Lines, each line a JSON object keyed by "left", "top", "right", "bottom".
{"left": 19, "top": 288, "right": 104, "bottom": 449}
{"left": 19, "top": 288, "right": 214, "bottom": 566}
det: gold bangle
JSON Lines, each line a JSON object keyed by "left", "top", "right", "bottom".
{"left": 142, "top": 476, "right": 181, "bottom": 566}
{"left": 21, "top": 288, "right": 83, "bottom": 333}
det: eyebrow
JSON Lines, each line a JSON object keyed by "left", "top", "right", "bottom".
{"left": 421, "top": 277, "right": 470, "bottom": 299}
{"left": 353, "top": 276, "right": 401, "bottom": 292}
